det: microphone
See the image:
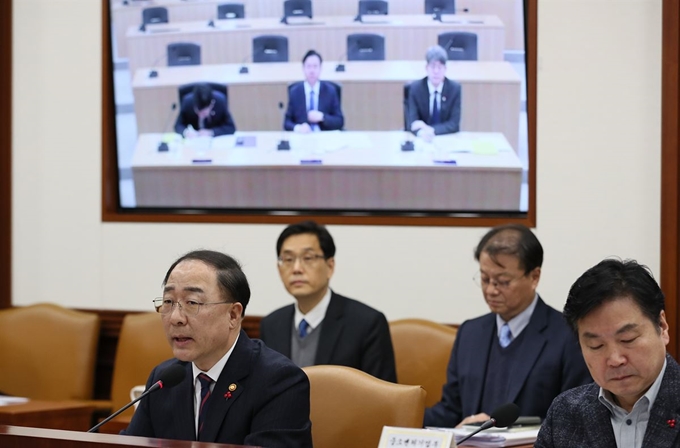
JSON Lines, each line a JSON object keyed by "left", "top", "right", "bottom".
{"left": 238, "top": 52, "right": 251, "bottom": 74}
{"left": 239, "top": 45, "right": 267, "bottom": 74}
{"left": 277, "top": 101, "right": 290, "bottom": 150}
{"left": 456, "top": 403, "right": 520, "bottom": 445}
{"left": 88, "top": 364, "right": 186, "bottom": 433}
{"left": 146, "top": 50, "right": 169, "bottom": 78}
{"left": 335, "top": 42, "right": 356, "bottom": 72}
{"left": 158, "top": 102, "right": 178, "bottom": 152}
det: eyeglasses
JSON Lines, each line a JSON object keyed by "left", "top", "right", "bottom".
{"left": 153, "top": 298, "right": 231, "bottom": 316}
{"left": 277, "top": 254, "right": 326, "bottom": 269}
{"left": 473, "top": 272, "right": 525, "bottom": 291}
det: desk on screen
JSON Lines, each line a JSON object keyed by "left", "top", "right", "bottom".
{"left": 111, "top": 0, "right": 524, "bottom": 60}
{"left": 131, "top": 60, "right": 522, "bottom": 152}
{"left": 131, "top": 131, "right": 522, "bottom": 211}
{"left": 125, "top": 14, "right": 505, "bottom": 75}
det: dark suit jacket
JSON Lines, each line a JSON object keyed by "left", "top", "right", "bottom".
{"left": 260, "top": 291, "right": 397, "bottom": 382}
{"left": 123, "top": 331, "right": 312, "bottom": 447}
{"left": 283, "top": 81, "right": 344, "bottom": 131}
{"left": 535, "top": 353, "right": 680, "bottom": 448}
{"left": 174, "top": 91, "right": 236, "bottom": 137}
{"left": 407, "top": 77, "right": 461, "bottom": 135}
{"left": 424, "top": 297, "right": 592, "bottom": 427}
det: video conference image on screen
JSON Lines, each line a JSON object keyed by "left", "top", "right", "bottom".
{"left": 109, "top": 0, "right": 530, "bottom": 216}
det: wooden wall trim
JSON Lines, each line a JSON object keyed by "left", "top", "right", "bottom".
{"left": 661, "top": 0, "right": 680, "bottom": 359}
{"left": 0, "top": 0, "right": 11, "bottom": 309}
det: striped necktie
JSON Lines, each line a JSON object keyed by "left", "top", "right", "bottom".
{"left": 197, "top": 373, "right": 213, "bottom": 436}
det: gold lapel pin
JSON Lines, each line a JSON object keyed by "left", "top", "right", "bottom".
{"left": 229, "top": 383, "right": 237, "bottom": 392}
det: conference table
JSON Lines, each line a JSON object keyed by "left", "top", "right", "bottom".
{"left": 111, "top": 0, "right": 524, "bottom": 59}
{"left": 0, "top": 425, "right": 257, "bottom": 447}
{"left": 131, "top": 60, "right": 522, "bottom": 151}
{"left": 125, "top": 14, "right": 505, "bottom": 75}
{"left": 130, "top": 131, "right": 523, "bottom": 211}
{"left": 0, "top": 400, "right": 94, "bottom": 432}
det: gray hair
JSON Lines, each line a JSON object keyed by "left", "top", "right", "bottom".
{"left": 425, "top": 45, "right": 448, "bottom": 65}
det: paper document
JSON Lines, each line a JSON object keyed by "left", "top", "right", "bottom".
{"left": 0, "top": 395, "right": 29, "bottom": 406}
{"left": 427, "top": 427, "right": 539, "bottom": 447}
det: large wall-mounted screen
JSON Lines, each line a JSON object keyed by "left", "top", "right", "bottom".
{"left": 108, "top": 0, "right": 531, "bottom": 217}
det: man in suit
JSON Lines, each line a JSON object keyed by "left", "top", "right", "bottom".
{"left": 174, "top": 83, "right": 236, "bottom": 138}
{"left": 424, "top": 224, "right": 591, "bottom": 428}
{"left": 260, "top": 220, "right": 397, "bottom": 382}
{"left": 536, "top": 259, "right": 679, "bottom": 448}
{"left": 407, "top": 45, "right": 461, "bottom": 142}
{"left": 123, "top": 250, "right": 312, "bottom": 447}
{"left": 284, "top": 50, "right": 344, "bottom": 132}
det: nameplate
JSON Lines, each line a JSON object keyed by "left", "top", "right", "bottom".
{"left": 378, "top": 426, "right": 455, "bottom": 448}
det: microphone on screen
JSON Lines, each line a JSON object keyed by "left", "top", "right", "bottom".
{"left": 334, "top": 42, "right": 356, "bottom": 72}
{"left": 158, "top": 102, "right": 178, "bottom": 152}
{"left": 87, "top": 364, "right": 186, "bottom": 433}
{"left": 147, "top": 50, "right": 170, "bottom": 78}
{"left": 277, "top": 101, "right": 291, "bottom": 150}
{"left": 456, "top": 403, "right": 520, "bottom": 445}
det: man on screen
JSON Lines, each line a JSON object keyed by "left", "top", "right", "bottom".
{"left": 174, "top": 83, "right": 236, "bottom": 138}
{"left": 407, "top": 45, "right": 461, "bottom": 142}
{"left": 536, "top": 259, "right": 679, "bottom": 447}
{"left": 424, "top": 224, "right": 591, "bottom": 428}
{"left": 284, "top": 50, "right": 344, "bottom": 133}
{"left": 259, "top": 220, "right": 396, "bottom": 382}
{"left": 123, "top": 250, "right": 312, "bottom": 447}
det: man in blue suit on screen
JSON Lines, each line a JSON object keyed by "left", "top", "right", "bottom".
{"left": 424, "top": 224, "right": 592, "bottom": 428}
{"left": 284, "top": 50, "right": 344, "bottom": 133}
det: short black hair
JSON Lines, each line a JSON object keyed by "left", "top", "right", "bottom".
{"left": 276, "top": 220, "right": 335, "bottom": 259}
{"left": 474, "top": 224, "right": 543, "bottom": 274}
{"left": 564, "top": 258, "right": 665, "bottom": 335}
{"left": 162, "top": 250, "right": 251, "bottom": 315}
{"left": 302, "top": 49, "right": 323, "bottom": 64}
{"left": 192, "top": 83, "right": 214, "bottom": 110}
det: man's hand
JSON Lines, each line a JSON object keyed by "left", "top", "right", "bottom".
{"left": 307, "top": 110, "right": 324, "bottom": 123}
{"left": 293, "top": 123, "right": 312, "bottom": 133}
{"left": 183, "top": 125, "right": 198, "bottom": 139}
{"left": 196, "top": 129, "right": 214, "bottom": 137}
{"left": 456, "top": 413, "right": 491, "bottom": 428}
{"left": 410, "top": 120, "right": 426, "bottom": 132}
{"left": 416, "top": 126, "right": 435, "bottom": 142}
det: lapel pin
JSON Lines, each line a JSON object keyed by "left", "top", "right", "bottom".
{"left": 668, "top": 419, "right": 676, "bottom": 428}
{"left": 442, "top": 96, "right": 447, "bottom": 102}
{"left": 224, "top": 383, "right": 237, "bottom": 400}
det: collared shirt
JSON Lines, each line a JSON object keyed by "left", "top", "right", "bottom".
{"left": 495, "top": 293, "right": 539, "bottom": 341}
{"left": 294, "top": 288, "right": 331, "bottom": 337}
{"left": 598, "top": 358, "right": 667, "bottom": 448}
{"left": 191, "top": 332, "right": 240, "bottom": 436}
{"left": 427, "top": 80, "right": 444, "bottom": 117}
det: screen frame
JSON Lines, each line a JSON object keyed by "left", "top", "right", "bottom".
{"left": 101, "top": 0, "right": 538, "bottom": 227}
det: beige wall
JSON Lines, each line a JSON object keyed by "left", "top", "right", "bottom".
{"left": 12, "top": 0, "right": 662, "bottom": 322}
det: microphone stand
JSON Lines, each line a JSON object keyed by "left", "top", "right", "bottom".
{"left": 88, "top": 383, "right": 161, "bottom": 433}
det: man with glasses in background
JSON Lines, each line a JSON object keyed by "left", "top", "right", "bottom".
{"left": 123, "top": 250, "right": 312, "bottom": 447}
{"left": 424, "top": 224, "right": 591, "bottom": 428}
{"left": 260, "top": 220, "right": 397, "bottom": 382}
